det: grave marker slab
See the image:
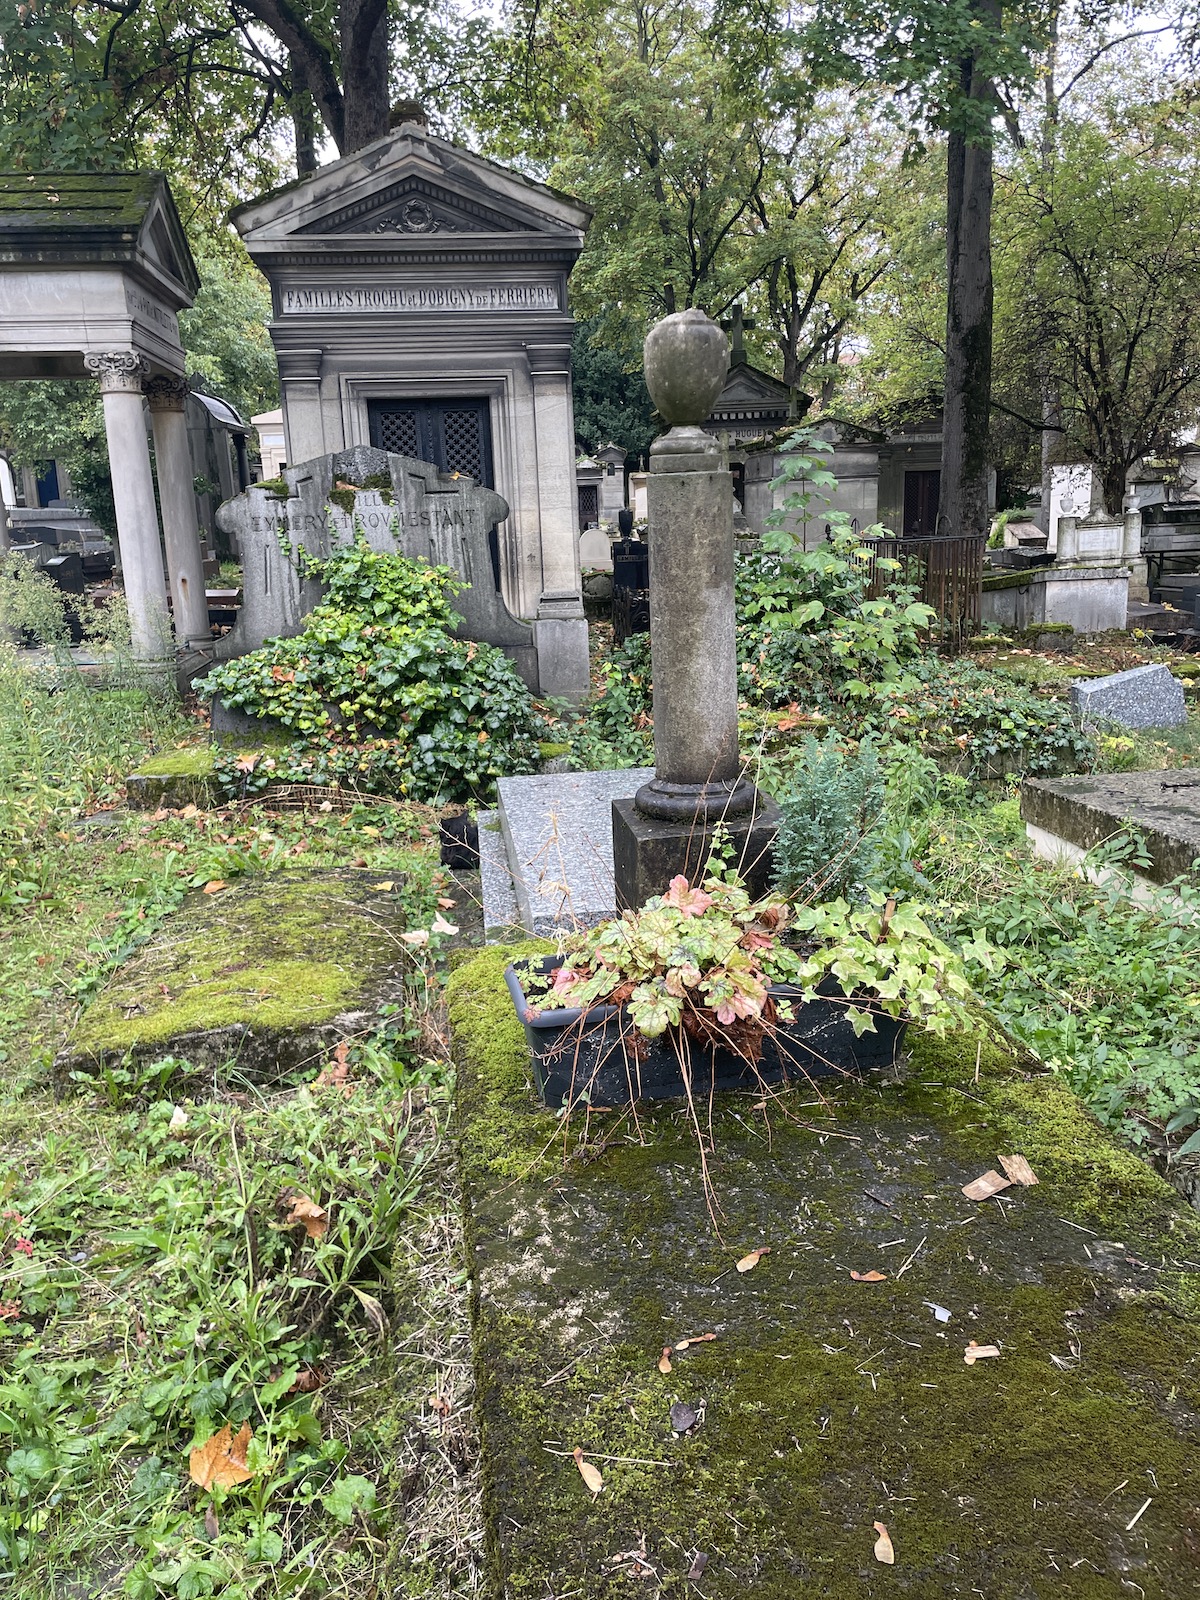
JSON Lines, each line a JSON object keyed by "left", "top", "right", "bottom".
{"left": 214, "top": 445, "right": 537, "bottom": 687}
{"left": 1070, "top": 662, "right": 1186, "bottom": 729}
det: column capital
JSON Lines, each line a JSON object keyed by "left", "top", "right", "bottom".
{"left": 144, "top": 373, "right": 190, "bottom": 412}
{"left": 85, "top": 350, "right": 149, "bottom": 394}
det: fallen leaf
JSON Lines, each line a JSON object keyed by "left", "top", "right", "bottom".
{"left": 181, "top": 803, "right": 199, "bottom": 818}
{"left": 370, "top": 880, "right": 395, "bottom": 892}
{"left": 658, "top": 1346, "right": 672, "bottom": 1374}
{"left": 688, "top": 1552, "right": 709, "bottom": 1579}
{"left": 202, "top": 880, "right": 227, "bottom": 895}
{"left": 736, "top": 1247, "right": 771, "bottom": 1273}
{"left": 430, "top": 913, "right": 459, "bottom": 935}
{"left": 188, "top": 1423, "right": 254, "bottom": 1491}
{"left": 168, "top": 1105, "right": 188, "bottom": 1134}
{"left": 0, "top": 1302, "right": 21, "bottom": 1319}
{"left": 286, "top": 1195, "right": 328, "bottom": 1239}
{"left": 873, "top": 1520, "right": 895, "bottom": 1565}
{"left": 350, "top": 855, "right": 368, "bottom": 866}
{"left": 572, "top": 1447, "right": 603, "bottom": 1495}
{"left": 401, "top": 929, "right": 430, "bottom": 946}
{"left": 428, "top": 1392, "right": 451, "bottom": 1418}
{"left": 850, "top": 1270, "right": 887, "bottom": 1283}
{"left": 962, "top": 1170, "right": 1013, "bottom": 1201}
{"left": 204, "top": 1503, "right": 220, "bottom": 1539}
{"left": 437, "top": 897, "right": 456, "bottom": 909}
{"left": 964, "top": 1341, "right": 1001, "bottom": 1365}
{"left": 314, "top": 1042, "right": 353, "bottom": 1094}
{"left": 350, "top": 1285, "right": 389, "bottom": 1337}
{"left": 673, "top": 1333, "right": 717, "bottom": 1351}
{"left": 290, "top": 1367, "right": 324, "bottom": 1394}
{"left": 669, "top": 1401, "right": 700, "bottom": 1434}
{"left": 999, "top": 1153, "right": 1039, "bottom": 1187}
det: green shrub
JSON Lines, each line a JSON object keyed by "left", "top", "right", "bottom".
{"left": 863, "top": 656, "right": 1095, "bottom": 778}
{"left": 772, "top": 734, "right": 885, "bottom": 902}
{"left": 198, "top": 542, "right": 540, "bottom": 803}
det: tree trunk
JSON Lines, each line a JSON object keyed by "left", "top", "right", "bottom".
{"left": 940, "top": 13, "right": 996, "bottom": 541}
{"left": 340, "top": 0, "right": 391, "bottom": 153}
{"left": 290, "top": 54, "right": 320, "bottom": 175}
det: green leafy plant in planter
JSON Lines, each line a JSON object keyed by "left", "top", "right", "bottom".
{"left": 772, "top": 733, "right": 885, "bottom": 902}
{"left": 198, "top": 541, "right": 540, "bottom": 803}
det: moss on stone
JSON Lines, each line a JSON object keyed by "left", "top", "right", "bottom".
{"left": 64, "top": 872, "right": 410, "bottom": 1077}
{"left": 134, "top": 744, "right": 216, "bottom": 779}
{"left": 453, "top": 953, "right": 1200, "bottom": 1597}
{"left": 257, "top": 477, "right": 290, "bottom": 500}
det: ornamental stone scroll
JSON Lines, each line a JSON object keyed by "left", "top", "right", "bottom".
{"left": 84, "top": 350, "right": 149, "bottom": 394}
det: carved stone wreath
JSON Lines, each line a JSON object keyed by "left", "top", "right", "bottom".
{"left": 373, "top": 198, "right": 459, "bottom": 236}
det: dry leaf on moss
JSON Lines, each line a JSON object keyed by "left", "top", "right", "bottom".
{"left": 350, "top": 1285, "right": 389, "bottom": 1337}
{"left": 999, "top": 1153, "right": 1038, "bottom": 1186}
{"left": 658, "top": 1347, "right": 672, "bottom": 1374}
{"left": 370, "top": 880, "right": 395, "bottom": 892}
{"left": 286, "top": 1195, "right": 327, "bottom": 1239}
{"left": 673, "top": 1333, "right": 717, "bottom": 1351}
{"left": 964, "top": 1341, "right": 1001, "bottom": 1365}
{"left": 736, "top": 1247, "right": 771, "bottom": 1273}
{"left": 189, "top": 1423, "right": 254, "bottom": 1491}
{"left": 573, "top": 1447, "right": 603, "bottom": 1495}
{"left": 850, "top": 1270, "right": 887, "bottom": 1283}
{"left": 962, "top": 1170, "right": 1012, "bottom": 1201}
{"left": 872, "top": 1521, "right": 895, "bottom": 1564}
{"left": 202, "top": 880, "right": 227, "bottom": 895}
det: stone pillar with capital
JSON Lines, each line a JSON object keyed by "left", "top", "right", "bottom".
{"left": 527, "top": 341, "right": 590, "bottom": 701}
{"left": 611, "top": 309, "right": 779, "bottom": 908}
{"left": 85, "top": 351, "right": 173, "bottom": 662}
{"left": 145, "top": 374, "right": 211, "bottom": 647}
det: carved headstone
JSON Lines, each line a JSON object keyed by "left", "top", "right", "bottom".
{"left": 214, "top": 447, "right": 536, "bottom": 685}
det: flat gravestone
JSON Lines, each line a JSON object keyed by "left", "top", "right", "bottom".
{"left": 1022, "top": 768, "right": 1200, "bottom": 885}
{"left": 448, "top": 946, "right": 1200, "bottom": 1598}
{"left": 214, "top": 445, "right": 535, "bottom": 684}
{"left": 1070, "top": 662, "right": 1186, "bottom": 729}
{"left": 496, "top": 768, "right": 654, "bottom": 935}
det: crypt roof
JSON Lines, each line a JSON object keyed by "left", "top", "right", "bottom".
{"left": 232, "top": 123, "right": 591, "bottom": 270}
{"left": 0, "top": 172, "right": 199, "bottom": 307}
{"left": 705, "top": 361, "right": 800, "bottom": 439}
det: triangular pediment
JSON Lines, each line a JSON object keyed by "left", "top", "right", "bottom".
{"left": 713, "top": 364, "right": 791, "bottom": 409}
{"left": 296, "top": 175, "right": 524, "bottom": 238}
{"left": 234, "top": 126, "right": 591, "bottom": 251}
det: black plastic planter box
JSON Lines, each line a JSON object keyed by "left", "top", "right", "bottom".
{"left": 505, "top": 956, "right": 908, "bottom": 1109}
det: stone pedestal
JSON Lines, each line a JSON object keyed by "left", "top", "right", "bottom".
{"left": 612, "top": 793, "right": 780, "bottom": 910}
{"left": 146, "top": 375, "right": 211, "bottom": 647}
{"left": 612, "top": 309, "right": 777, "bottom": 907}
{"left": 86, "top": 351, "right": 172, "bottom": 663}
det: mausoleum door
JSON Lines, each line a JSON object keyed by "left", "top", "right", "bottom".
{"left": 367, "top": 399, "right": 494, "bottom": 487}
{"left": 368, "top": 398, "right": 500, "bottom": 586}
{"left": 903, "top": 469, "right": 941, "bottom": 536}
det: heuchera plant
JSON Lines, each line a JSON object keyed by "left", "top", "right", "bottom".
{"left": 533, "top": 874, "right": 994, "bottom": 1050}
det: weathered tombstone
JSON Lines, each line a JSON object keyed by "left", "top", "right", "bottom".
{"left": 44, "top": 551, "right": 85, "bottom": 595}
{"left": 214, "top": 445, "right": 537, "bottom": 689}
{"left": 1070, "top": 662, "right": 1186, "bottom": 730}
{"left": 611, "top": 309, "right": 779, "bottom": 905}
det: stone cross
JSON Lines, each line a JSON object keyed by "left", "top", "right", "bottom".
{"left": 720, "top": 304, "right": 755, "bottom": 368}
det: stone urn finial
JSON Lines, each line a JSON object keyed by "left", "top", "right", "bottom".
{"left": 643, "top": 309, "right": 730, "bottom": 428}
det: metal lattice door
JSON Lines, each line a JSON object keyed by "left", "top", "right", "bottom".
{"left": 367, "top": 398, "right": 494, "bottom": 488}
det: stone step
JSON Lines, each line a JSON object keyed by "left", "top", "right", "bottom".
{"left": 495, "top": 767, "right": 654, "bottom": 936}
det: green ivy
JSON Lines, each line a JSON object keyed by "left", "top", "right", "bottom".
{"left": 197, "top": 543, "right": 540, "bottom": 803}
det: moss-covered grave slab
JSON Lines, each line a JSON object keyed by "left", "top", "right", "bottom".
{"left": 125, "top": 744, "right": 219, "bottom": 810}
{"left": 448, "top": 946, "right": 1200, "bottom": 1599}
{"left": 59, "top": 871, "right": 412, "bottom": 1081}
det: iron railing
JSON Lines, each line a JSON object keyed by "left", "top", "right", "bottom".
{"left": 856, "top": 531, "right": 986, "bottom": 652}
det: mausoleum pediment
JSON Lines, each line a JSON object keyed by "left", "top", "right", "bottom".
{"left": 234, "top": 125, "right": 590, "bottom": 259}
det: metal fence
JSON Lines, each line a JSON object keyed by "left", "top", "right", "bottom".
{"left": 857, "top": 531, "right": 986, "bottom": 652}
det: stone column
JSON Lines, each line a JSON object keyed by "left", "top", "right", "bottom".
{"left": 611, "top": 310, "right": 779, "bottom": 907}
{"left": 527, "top": 343, "right": 590, "bottom": 701}
{"left": 145, "top": 375, "right": 211, "bottom": 648}
{"left": 85, "top": 351, "right": 172, "bottom": 662}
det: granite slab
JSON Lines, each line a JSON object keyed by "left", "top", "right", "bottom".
{"left": 1070, "top": 661, "right": 1186, "bottom": 728}
{"left": 496, "top": 767, "right": 654, "bottom": 935}
{"left": 1021, "top": 768, "right": 1200, "bottom": 885}
{"left": 476, "top": 808, "right": 521, "bottom": 939}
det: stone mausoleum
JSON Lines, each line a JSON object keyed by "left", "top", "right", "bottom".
{"left": 231, "top": 112, "right": 592, "bottom": 698}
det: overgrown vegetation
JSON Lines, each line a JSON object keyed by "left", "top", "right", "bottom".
{"left": 199, "top": 542, "right": 540, "bottom": 803}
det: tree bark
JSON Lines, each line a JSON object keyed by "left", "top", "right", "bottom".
{"left": 340, "top": 0, "right": 391, "bottom": 153}
{"left": 290, "top": 53, "right": 320, "bottom": 174}
{"left": 939, "top": 3, "right": 997, "bottom": 542}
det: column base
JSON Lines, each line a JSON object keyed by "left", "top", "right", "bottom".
{"left": 612, "top": 789, "right": 780, "bottom": 910}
